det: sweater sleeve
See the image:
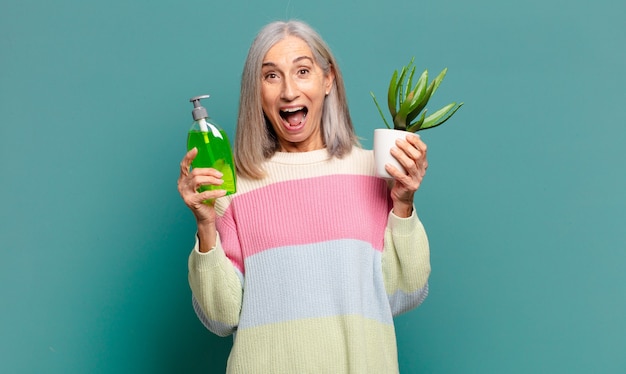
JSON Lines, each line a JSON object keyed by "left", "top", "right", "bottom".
{"left": 188, "top": 233, "right": 243, "bottom": 337}
{"left": 381, "top": 207, "right": 431, "bottom": 316}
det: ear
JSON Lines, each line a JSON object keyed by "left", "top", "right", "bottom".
{"left": 325, "top": 65, "right": 336, "bottom": 95}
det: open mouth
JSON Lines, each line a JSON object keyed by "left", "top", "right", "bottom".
{"left": 280, "top": 107, "right": 308, "bottom": 127}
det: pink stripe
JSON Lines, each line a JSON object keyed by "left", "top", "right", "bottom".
{"left": 218, "top": 174, "right": 390, "bottom": 269}
{"left": 216, "top": 210, "right": 244, "bottom": 273}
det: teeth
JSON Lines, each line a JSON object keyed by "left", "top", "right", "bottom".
{"left": 281, "top": 107, "right": 304, "bottom": 113}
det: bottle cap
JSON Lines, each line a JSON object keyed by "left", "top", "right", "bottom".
{"left": 189, "top": 95, "right": 210, "bottom": 120}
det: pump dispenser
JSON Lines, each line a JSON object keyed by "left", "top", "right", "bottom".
{"left": 187, "top": 94, "right": 236, "bottom": 195}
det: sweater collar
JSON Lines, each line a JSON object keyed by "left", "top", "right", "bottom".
{"left": 270, "top": 148, "right": 331, "bottom": 165}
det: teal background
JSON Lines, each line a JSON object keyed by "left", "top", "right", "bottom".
{"left": 1, "top": 0, "right": 625, "bottom": 372}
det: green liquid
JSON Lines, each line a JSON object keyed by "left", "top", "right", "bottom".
{"left": 187, "top": 130, "right": 237, "bottom": 195}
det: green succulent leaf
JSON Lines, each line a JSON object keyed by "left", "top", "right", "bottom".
{"left": 394, "top": 66, "right": 410, "bottom": 109}
{"left": 393, "top": 116, "right": 408, "bottom": 131}
{"left": 413, "top": 69, "right": 429, "bottom": 102}
{"left": 398, "top": 85, "right": 421, "bottom": 120}
{"left": 370, "top": 91, "right": 392, "bottom": 129}
{"left": 376, "top": 58, "right": 462, "bottom": 132}
{"left": 406, "top": 110, "right": 427, "bottom": 133}
{"left": 420, "top": 102, "right": 464, "bottom": 130}
{"left": 429, "top": 68, "right": 447, "bottom": 98}
{"left": 405, "top": 64, "right": 417, "bottom": 100}
{"left": 387, "top": 70, "right": 399, "bottom": 118}
{"left": 405, "top": 70, "right": 429, "bottom": 123}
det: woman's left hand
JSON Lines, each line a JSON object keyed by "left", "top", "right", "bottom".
{"left": 386, "top": 134, "right": 428, "bottom": 218}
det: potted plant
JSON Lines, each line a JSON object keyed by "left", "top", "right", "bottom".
{"left": 370, "top": 57, "right": 463, "bottom": 178}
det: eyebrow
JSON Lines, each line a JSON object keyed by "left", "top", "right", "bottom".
{"left": 262, "top": 56, "right": 314, "bottom": 68}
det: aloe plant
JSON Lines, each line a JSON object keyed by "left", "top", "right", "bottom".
{"left": 371, "top": 57, "right": 463, "bottom": 132}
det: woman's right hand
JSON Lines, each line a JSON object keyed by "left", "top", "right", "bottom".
{"left": 177, "top": 148, "right": 227, "bottom": 251}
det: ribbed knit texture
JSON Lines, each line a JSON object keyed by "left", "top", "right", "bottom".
{"left": 188, "top": 147, "right": 430, "bottom": 373}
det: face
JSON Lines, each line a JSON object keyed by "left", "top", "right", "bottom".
{"left": 261, "top": 36, "right": 335, "bottom": 152}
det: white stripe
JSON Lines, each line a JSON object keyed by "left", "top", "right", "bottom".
{"left": 238, "top": 239, "right": 394, "bottom": 329}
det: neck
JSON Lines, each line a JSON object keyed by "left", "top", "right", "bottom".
{"left": 278, "top": 136, "right": 325, "bottom": 153}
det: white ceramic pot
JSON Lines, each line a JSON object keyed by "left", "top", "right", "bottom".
{"left": 373, "top": 128, "right": 418, "bottom": 179}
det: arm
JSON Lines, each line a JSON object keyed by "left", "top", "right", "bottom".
{"left": 381, "top": 209, "right": 431, "bottom": 316}
{"left": 178, "top": 148, "right": 242, "bottom": 336}
{"left": 188, "top": 233, "right": 243, "bottom": 337}
{"left": 383, "top": 134, "right": 431, "bottom": 315}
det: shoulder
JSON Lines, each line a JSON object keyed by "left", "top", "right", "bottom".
{"left": 339, "top": 146, "right": 375, "bottom": 175}
{"left": 345, "top": 146, "right": 374, "bottom": 162}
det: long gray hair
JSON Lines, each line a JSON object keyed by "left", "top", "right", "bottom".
{"left": 234, "top": 20, "right": 359, "bottom": 179}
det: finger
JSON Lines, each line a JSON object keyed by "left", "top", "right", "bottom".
{"left": 179, "top": 148, "right": 198, "bottom": 178}
{"left": 403, "top": 135, "right": 428, "bottom": 172}
{"left": 390, "top": 145, "right": 419, "bottom": 175}
{"left": 389, "top": 143, "right": 427, "bottom": 189}
{"left": 385, "top": 163, "right": 420, "bottom": 191}
{"left": 407, "top": 135, "right": 427, "bottom": 155}
{"left": 189, "top": 174, "right": 224, "bottom": 192}
{"left": 384, "top": 163, "right": 406, "bottom": 181}
{"left": 395, "top": 138, "right": 421, "bottom": 161}
{"left": 189, "top": 166, "right": 224, "bottom": 179}
{"left": 183, "top": 186, "right": 227, "bottom": 208}
{"left": 195, "top": 189, "right": 228, "bottom": 207}
{"left": 199, "top": 188, "right": 227, "bottom": 201}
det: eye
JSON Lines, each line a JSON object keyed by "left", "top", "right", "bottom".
{"left": 297, "top": 68, "right": 310, "bottom": 76}
{"left": 264, "top": 72, "right": 280, "bottom": 81}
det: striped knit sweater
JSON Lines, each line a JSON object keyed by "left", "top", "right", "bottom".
{"left": 188, "top": 147, "right": 430, "bottom": 373}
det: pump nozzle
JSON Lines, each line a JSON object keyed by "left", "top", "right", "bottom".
{"left": 190, "top": 94, "right": 210, "bottom": 120}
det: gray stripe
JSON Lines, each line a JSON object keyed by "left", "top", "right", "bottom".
{"left": 234, "top": 266, "right": 244, "bottom": 286}
{"left": 192, "top": 295, "right": 237, "bottom": 337}
{"left": 239, "top": 239, "right": 394, "bottom": 329}
{"left": 388, "top": 283, "right": 429, "bottom": 316}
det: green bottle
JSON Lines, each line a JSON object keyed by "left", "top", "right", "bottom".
{"left": 187, "top": 94, "right": 236, "bottom": 195}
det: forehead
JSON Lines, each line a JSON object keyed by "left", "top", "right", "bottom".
{"left": 263, "top": 35, "right": 313, "bottom": 63}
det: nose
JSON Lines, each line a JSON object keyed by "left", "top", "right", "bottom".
{"left": 281, "top": 76, "right": 299, "bottom": 101}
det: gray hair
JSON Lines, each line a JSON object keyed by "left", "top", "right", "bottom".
{"left": 234, "top": 20, "right": 359, "bottom": 179}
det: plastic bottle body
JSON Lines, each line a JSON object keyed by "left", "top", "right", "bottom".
{"left": 187, "top": 118, "right": 237, "bottom": 195}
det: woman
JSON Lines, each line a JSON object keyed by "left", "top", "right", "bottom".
{"left": 178, "top": 20, "right": 431, "bottom": 373}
